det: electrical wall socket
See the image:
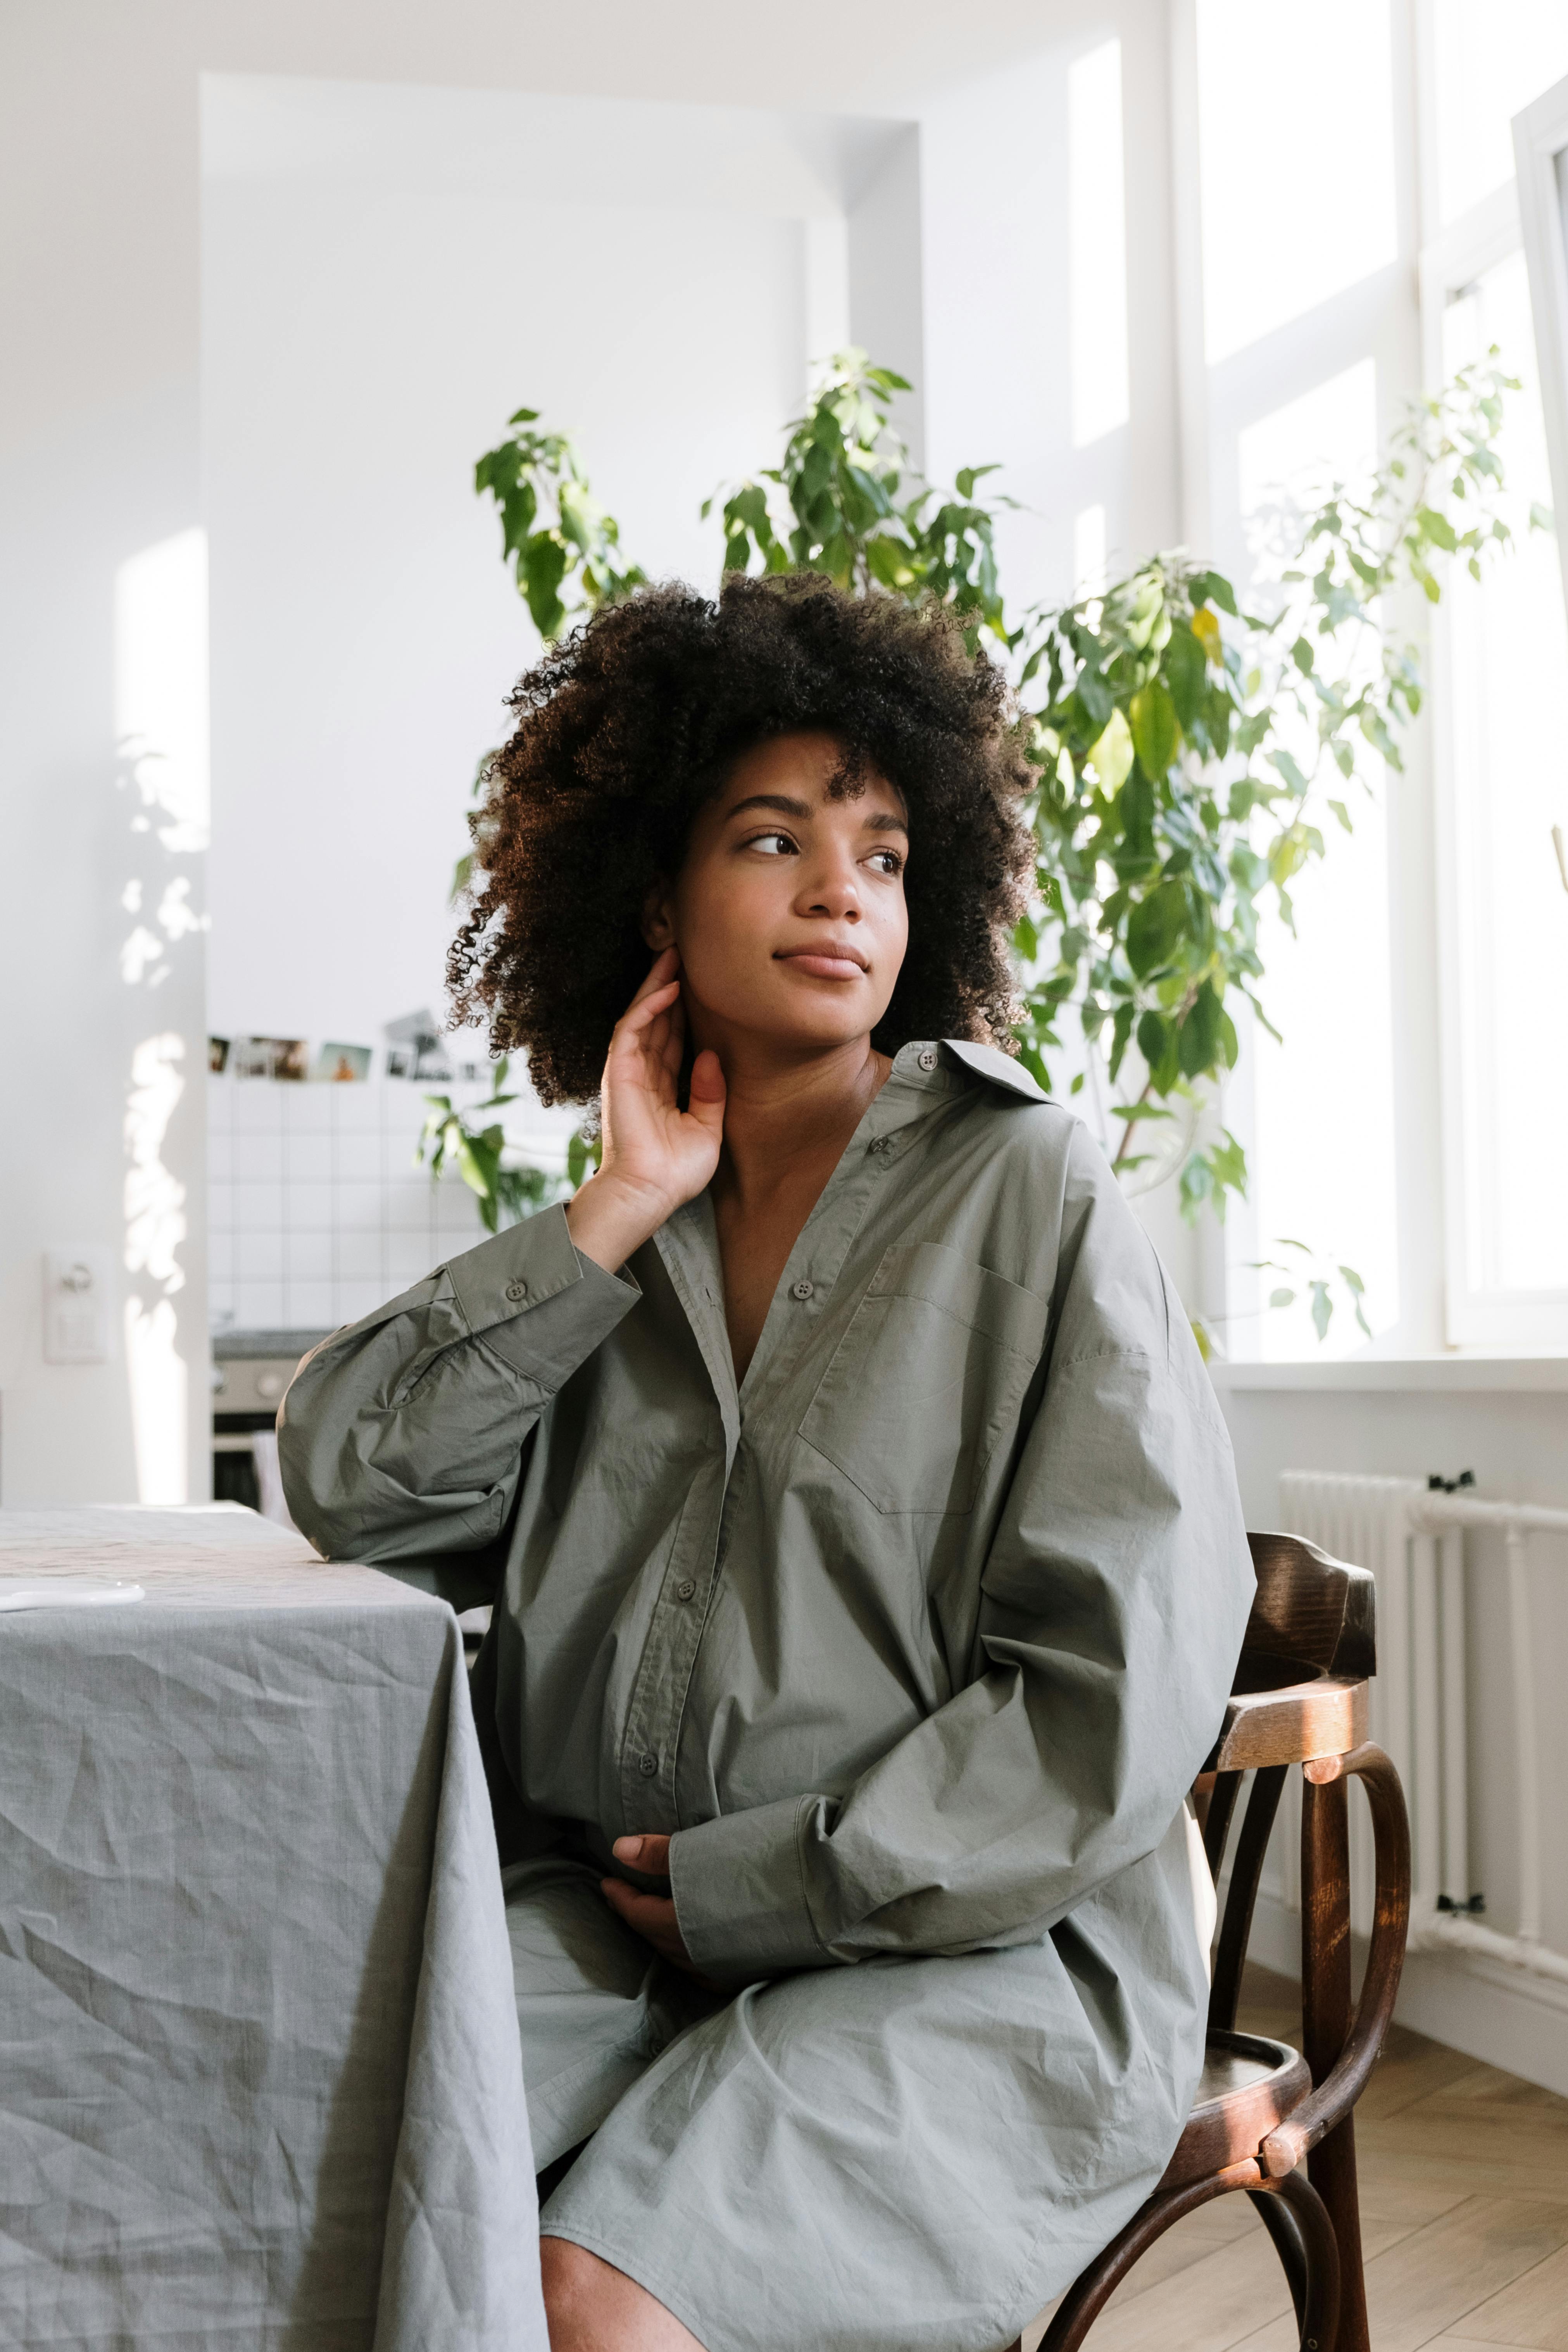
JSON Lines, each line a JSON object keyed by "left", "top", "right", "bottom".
{"left": 43, "top": 1248, "right": 114, "bottom": 1364}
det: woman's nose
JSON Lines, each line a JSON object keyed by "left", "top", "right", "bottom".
{"left": 797, "top": 852, "right": 862, "bottom": 918}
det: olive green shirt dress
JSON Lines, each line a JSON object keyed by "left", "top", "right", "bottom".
{"left": 279, "top": 1039, "right": 1256, "bottom": 2352}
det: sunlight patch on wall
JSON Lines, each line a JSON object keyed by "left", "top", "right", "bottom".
{"left": 1068, "top": 40, "right": 1129, "bottom": 448}
{"left": 1073, "top": 501, "right": 1108, "bottom": 598}
{"left": 124, "top": 1034, "right": 189, "bottom": 1504}
{"left": 114, "top": 525, "right": 209, "bottom": 1504}
{"left": 114, "top": 527, "right": 211, "bottom": 855}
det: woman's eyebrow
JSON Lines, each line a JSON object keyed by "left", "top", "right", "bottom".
{"left": 726, "top": 792, "right": 812, "bottom": 821}
{"left": 726, "top": 790, "right": 909, "bottom": 835}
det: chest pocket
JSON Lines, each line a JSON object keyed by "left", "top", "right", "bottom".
{"left": 797, "top": 1241, "right": 1049, "bottom": 1515}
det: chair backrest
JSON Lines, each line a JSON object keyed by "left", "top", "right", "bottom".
{"left": 1244, "top": 1530, "right": 1377, "bottom": 1680}
{"left": 1202, "top": 1530, "right": 1378, "bottom": 2032}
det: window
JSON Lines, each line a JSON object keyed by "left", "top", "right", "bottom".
{"left": 1179, "top": 2, "right": 1568, "bottom": 1358}
{"left": 1185, "top": 0, "right": 1409, "bottom": 1358}
{"left": 1427, "top": 147, "right": 1568, "bottom": 1343}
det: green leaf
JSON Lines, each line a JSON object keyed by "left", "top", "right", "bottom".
{"left": 1164, "top": 621, "right": 1207, "bottom": 731}
{"left": 1136, "top": 1008, "right": 1171, "bottom": 1073}
{"left": 1125, "top": 878, "right": 1190, "bottom": 978}
{"left": 1418, "top": 504, "right": 1458, "bottom": 552}
{"left": 1087, "top": 707, "right": 1134, "bottom": 793}
{"left": 1128, "top": 681, "right": 1181, "bottom": 779}
{"left": 1189, "top": 569, "right": 1239, "bottom": 617}
{"left": 1309, "top": 1279, "right": 1333, "bottom": 1341}
{"left": 1268, "top": 1287, "right": 1295, "bottom": 1308}
{"left": 1178, "top": 979, "right": 1223, "bottom": 1078}
{"left": 1108, "top": 1001, "right": 1135, "bottom": 1081}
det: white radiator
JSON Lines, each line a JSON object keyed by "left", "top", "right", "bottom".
{"left": 1277, "top": 1471, "right": 1568, "bottom": 1986}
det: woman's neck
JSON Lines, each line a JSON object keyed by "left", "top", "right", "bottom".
{"left": 707, "top": 1036, "right": 891, "bottom": 1213}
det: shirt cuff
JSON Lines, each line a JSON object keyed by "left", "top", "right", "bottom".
{"left": 442, "top": 1203, "right": 640, "bottom": 1389}
{"left": 669, "top": 1795, "right": 831, "bottom": 1980}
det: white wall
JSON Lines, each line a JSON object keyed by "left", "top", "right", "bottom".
{"left": 202, "top": 79, "right": 888, "bottom": 1049}
{"left": 0, "top": 0, "right": 1081, "bottom": 1506}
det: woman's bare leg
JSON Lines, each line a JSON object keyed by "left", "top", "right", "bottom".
{"left": 540, "top": 2236, "right": 708, "bottom": 2352}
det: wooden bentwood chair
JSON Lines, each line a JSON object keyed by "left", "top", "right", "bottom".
{"left": 1015, "top": 1531, "right": 1413, "bottom": 2352}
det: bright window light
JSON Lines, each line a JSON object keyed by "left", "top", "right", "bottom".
{"left": 1232, "top": 359, "right": 1401, "bottom": 1358}
{"left": 1195, "top": 0, "right": 1397, "bottom": 364}
{"left": 1068, "top": 40, "right": 1129, "bottom": 447}
{"left": 1442, "top": 251, "right": 1568, "bottom": 1297}
{"left": 1432, "top": 0, "right": 1568, "bottom": 226}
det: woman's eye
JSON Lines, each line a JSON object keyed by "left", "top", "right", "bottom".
{"left": 868, "top": 848, "right": 904, "bottom": 877}
{"left": 749, "top": 832, "right": 797, "bottom": 857}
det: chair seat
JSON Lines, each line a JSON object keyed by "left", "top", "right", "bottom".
{"left": 1157, "top": 2029, "right": 1312, "bottom": 2190}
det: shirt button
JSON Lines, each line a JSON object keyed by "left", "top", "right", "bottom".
{"left": 791, "top": 1279, "right": 814, "bottom": 1301}
{"left": 675, "top": 1579, "right": 696, "bottom": 1602}
{"left": 638, "top": 1752, "right": 659, "bottom": 1777}
{"left": 870, "top": 1136, "right": 893, "bottom": 1156}
{"left": 504, "top": 1278, "right": 529, "bottom": 1303}
{"left": 917, "top": 1047, "right": 938, "bottom": 1071}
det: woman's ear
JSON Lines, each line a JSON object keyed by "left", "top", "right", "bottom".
{"left": 641, "top": 881, "right": 676, "bottom": 952}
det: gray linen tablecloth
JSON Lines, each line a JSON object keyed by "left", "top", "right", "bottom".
{"left": 0, "top": 1505, "right": 549, "bottom": 2352}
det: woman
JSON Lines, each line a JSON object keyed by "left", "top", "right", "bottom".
{"left": 279, "top": 576, "right": 1255, "bottom": 2352}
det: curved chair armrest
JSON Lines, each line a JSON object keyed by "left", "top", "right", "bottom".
{"left": 1206, "top": 1674, "right": 1369, "bottom": 1774}
{"left": 1258, "top": 1743, "right": 1411, "bottom": 2178}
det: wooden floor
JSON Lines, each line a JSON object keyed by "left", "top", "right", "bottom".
{"left": 1022, "top": 1965, "right": 1568, "bottom": 2352}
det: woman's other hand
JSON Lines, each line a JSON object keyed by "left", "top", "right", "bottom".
{"left": 566, "top": 949, "right": 725, "bottom": 1271}
{"left": 602, "top": 1833, "right": 714, "bottom": 1982}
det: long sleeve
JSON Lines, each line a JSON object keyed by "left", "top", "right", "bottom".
{"left": 668, "top": 1147, "right": 1256, "bottom": 1979}
{"left": 277, "top": 1203, "right": 640, "bottom": 1563}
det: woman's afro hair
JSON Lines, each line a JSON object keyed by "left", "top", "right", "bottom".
{"left": 448, "top": 573, "right": 1036, "bottom": 1105}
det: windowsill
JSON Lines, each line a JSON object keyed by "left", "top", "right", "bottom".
{"left": 1209, "top": 1355, "right": 1568, "bottom": 1394}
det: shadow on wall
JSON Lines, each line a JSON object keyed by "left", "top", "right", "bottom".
{"left": 114, "top": 526, "right": 209, "bottom": 1505}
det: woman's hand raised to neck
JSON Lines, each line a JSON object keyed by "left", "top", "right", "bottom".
{"left": 566, "top": 731, "right": 909, "bottom": 1377}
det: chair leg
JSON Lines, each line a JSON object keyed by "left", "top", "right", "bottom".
{"left": 1302, "top": 1772, "right": 1371, "bottom": 2352}
{"left": 1249, "top": 2185, "right": 1308, "bottom": 2330}
{"left": 1266, "top": 2169, "right": 1342, "bottom": 2352}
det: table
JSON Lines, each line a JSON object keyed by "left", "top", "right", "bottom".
{"left": 0, "top": 1506, "right": 549, "bottom": 2352}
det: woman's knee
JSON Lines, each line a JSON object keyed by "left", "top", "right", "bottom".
{"left": 539, "top": 2235, "right": 707, "bottom": 2352}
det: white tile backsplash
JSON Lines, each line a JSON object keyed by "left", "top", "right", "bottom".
{"left": 285, "top": 1182, "right": 335, "bottom": 1232}
{"left": 288, "top": 1230, "right": 333, "bottom": 1282}
{"left": 208, "top": 1071, "right": 578, "bottom": 1335}
{"left": 335, "top": 1132, "right": 383, "bottom": 1183}
{"left": 284, "top": 1132, "right": 333, "bottom": 1184}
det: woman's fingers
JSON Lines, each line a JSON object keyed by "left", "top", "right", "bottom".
{"left": 627, "top": 945, "right": 680, "bottom": 1006}
{"left": 612, "top": 1833, "right": 671, "bottom": 1872}
{"left": 618, "top": 977, "right": 681, "bottom": 1037}
{"left": 684, "top": 1048, "right": 726, "bottom": 1144}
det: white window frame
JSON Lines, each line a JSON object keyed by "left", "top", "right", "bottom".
{"left": 1514, "top": 73, "right": 1568, "bottom": 619}
{"left": 1420, "top": 67, "right": 1568, "bottom": 1351}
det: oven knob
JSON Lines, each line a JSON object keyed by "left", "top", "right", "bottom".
{"left": 257, "top": 1372, "right": 284, "bottom": 1400}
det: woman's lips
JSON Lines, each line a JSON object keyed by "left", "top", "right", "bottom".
{"left": 775, "top": 948, "right": 869, "bottom": 981}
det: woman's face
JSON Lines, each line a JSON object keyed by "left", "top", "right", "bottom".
{"left": 646, "top": 731, "right": 909, "bottom": 1058}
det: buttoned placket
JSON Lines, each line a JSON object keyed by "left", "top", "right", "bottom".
{"left": 615, "top": 1047, "right": 959, "bottom": 1835}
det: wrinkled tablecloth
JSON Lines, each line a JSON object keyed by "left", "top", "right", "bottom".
{"left": 0, "top": 1505, "right": 548, "bottom": 2351}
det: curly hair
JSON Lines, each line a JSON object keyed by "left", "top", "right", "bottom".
{"left": 448, "top": 573, "right": 1035, "bottom": 1105}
